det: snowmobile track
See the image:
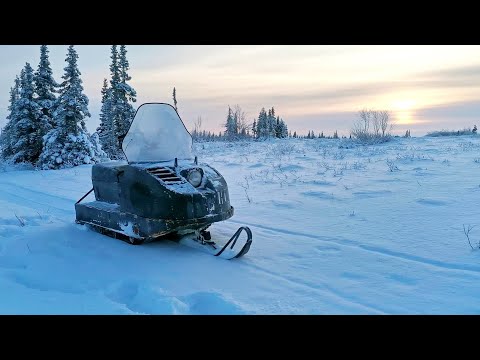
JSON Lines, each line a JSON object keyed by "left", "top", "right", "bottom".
{"left": 228, "top": 219, "right": 480, "bottom": 275}
{"left": 0, "top": 186, "right": 72, "bottom": 216}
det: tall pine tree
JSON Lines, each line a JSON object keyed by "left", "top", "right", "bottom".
{"left": 97, "top": 78, "right": 115, "bottom": 158}
{"left": 269, "top": 107, "right": 276, "bottom": 137}
{"left": 0, "top": 75, "right": 21, "bottom": 159}
{"left": 225, "top": 106, "right": 236, "bottom": 138}
{"left": 108, "top": 45, "right": 122, "bottom": 156}
{"left": 108, "top": 45, "right": 137, "bottom": 158}
{"left": 34, "top": 45, "right": 58, "bottom": 131}
{"left": 55, "top": 45, "right": 90, "bottom": 135}
{"left": 39, "top": 46, "right": 105, "bottom": 169}
{"left": 256, "top": 108, "right": 268, "bottom": 138}
{"left": 10, "top": 63, "right": 42, "bottom": 163}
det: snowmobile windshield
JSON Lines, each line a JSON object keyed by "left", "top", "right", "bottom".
{"left": 122, "top": 103, "right": 193, "bottom": 163}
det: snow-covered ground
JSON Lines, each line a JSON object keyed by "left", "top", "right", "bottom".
{"left": 1, "top": 135, "right": 480, "bottom": 314}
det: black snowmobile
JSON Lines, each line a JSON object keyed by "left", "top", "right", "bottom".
{"left": 75, "top": 103, "right": 252, "bottom": 259}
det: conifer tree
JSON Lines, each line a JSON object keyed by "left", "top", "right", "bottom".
{"left": 10, "top": 63, "right": 43, "bottom": 163}
{"left": 256, "top": 108, "right": 268, "bottom": 138}
{"left": 109, "top": 45, "right": 137, "bottom": 158}
{"left": 0, "top": 75, "right": 21, "bottom": 159}
{"left": 39, "top": 46, "right": 105, "bottom": 169}
{"left": 34, "top": 45, "right": 58, "bottom": 130}
{"left": 225, "top": 106, "right": 236, "bottom": 137}
{"left": 97, "top": 78, "right": 115, "bottom": 157}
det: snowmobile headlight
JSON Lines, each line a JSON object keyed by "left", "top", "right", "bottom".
{"left": 187, "top": 169, "right": 203, "bottom": 187}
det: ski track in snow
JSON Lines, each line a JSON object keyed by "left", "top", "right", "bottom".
{"left": 1, "top": 136, "right": 480, "bottom": 314}
{"left": 228, "top": 219, "right": 480, "bottom": 275}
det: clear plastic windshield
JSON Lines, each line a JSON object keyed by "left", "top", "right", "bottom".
{"left": 122, "top": 103, "right": 193, "bottom": 163}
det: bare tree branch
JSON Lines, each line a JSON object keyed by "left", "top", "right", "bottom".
{"left": 463, "top": 224, "right": 477, "bottom": 250}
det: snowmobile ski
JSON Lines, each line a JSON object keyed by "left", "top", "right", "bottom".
{"left": 76, "top": 219, "right": 252, "bottom": 260}
{"left": 176, "top": 227, "right": 253, "bottom": 260}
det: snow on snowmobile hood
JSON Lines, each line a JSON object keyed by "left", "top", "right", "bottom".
{"left": 122, "top": 103, "right": 193, "bottom": 164}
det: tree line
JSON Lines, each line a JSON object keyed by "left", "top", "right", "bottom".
{"left": 193, "top": 105, "right": 290, "bottom": 141}
{"left": 192, "top": 105, "right": 353, "bottom": 141}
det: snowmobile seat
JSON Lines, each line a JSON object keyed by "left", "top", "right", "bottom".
{"left": 92, "top": 162, "right": 128, "bottom": 204}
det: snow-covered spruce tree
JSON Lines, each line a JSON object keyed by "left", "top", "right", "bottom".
{"left": 39, "top": 45, "right": 105, "bottom": 169}
{"left": 281, "top": 118, "right": 288, "bottom": 138}
{"left": 118, "top": 45, "right": 137, "bottom": 114}
{"left": 34, "top": 45, "right": 58, "bottom": 131}
{"left": 96, "top": 78, "right": 115, "bottom": 158}
{"left": 89, "top": 131, "right": 106, "bottom": 159}
{"left": 10, "top": 64, "right": 44, "bottom": 164}
{"left": 267, "top": 109, "right": 273, "bottom": 137}
{"left": 268, "top": 107, "right": 276, "bottom": 137}
{"left": 256, "top": 108, "right": 268, "bottom": 138}
{"left": 225, "top": 106, "right": 237, "bottom": 138}
{"left": 274, "top": 116, "right": 288, "bottom": 138}
{"left": 108, "top": 45, "right": 121, "bottom": 158}
{"left": 108, "top": 45, "right": 137, "bottom": 159}
{"left": 0, "top": 75, "right": 21, "bottom": 160}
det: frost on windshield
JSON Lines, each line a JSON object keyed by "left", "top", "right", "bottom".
{"left": 122, "top": 103, "right": 193, "bottom": 163}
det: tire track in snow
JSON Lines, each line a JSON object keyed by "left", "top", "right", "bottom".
{"left": 180, "top": 222, "right": 385, "bottom": 313}
{"left": 228, "top": 219, "right": 480, "bottom": 275}
{"left": 0, "top": 184, "right": 74, "bottom": 216}
{"left": 0, "top": 182, "right": 78, "bottom": 205}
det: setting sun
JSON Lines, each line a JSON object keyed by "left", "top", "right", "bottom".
{"left": 390, "top": 99, "right": 417, "bottom": 125}
{"left": 395, "top": 110, "right": 414, "bottom": 125}
{"left": 392, "top": 99, "right": 416, "bottom": 111}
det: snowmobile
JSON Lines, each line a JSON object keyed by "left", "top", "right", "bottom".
{"left": 75, "top": 103, "right": 252, "bottom": 259}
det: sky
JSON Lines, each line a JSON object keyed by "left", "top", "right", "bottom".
{"left": 1, "top": 45, "right": 479, "bottom": 137}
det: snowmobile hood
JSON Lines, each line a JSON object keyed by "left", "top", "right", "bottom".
{"left": 121, "top": 103, "right": 193, "bottom": 164}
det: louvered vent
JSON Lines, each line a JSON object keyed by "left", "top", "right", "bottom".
{"left": 147, "top": 167, "right": 184, "bottom": 184}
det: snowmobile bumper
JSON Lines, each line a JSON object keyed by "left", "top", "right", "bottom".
{"left": 75, "top": 201, "right": 234, "bottom": 240}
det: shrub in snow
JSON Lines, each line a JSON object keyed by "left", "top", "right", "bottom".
{"left": 351, "top": 109, "right": 393, "bottom": 144}
{"left": 39, "top": 129, "right": 105, "bottom": 169}
{"left": 386, "top": 159, "right": 399, "bottom": 172}
{"left": 90, "top": 132, "right": 108, "bottom": 160}
{"left": 426, "top": 128, "right": 473, "bottom": 137}
{"left": 463, "top": 224, "right": 479, "bottom": 250}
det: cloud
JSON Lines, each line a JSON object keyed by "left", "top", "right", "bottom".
{"left": 2, "top": 45, "right": 480, "bottom": 136}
